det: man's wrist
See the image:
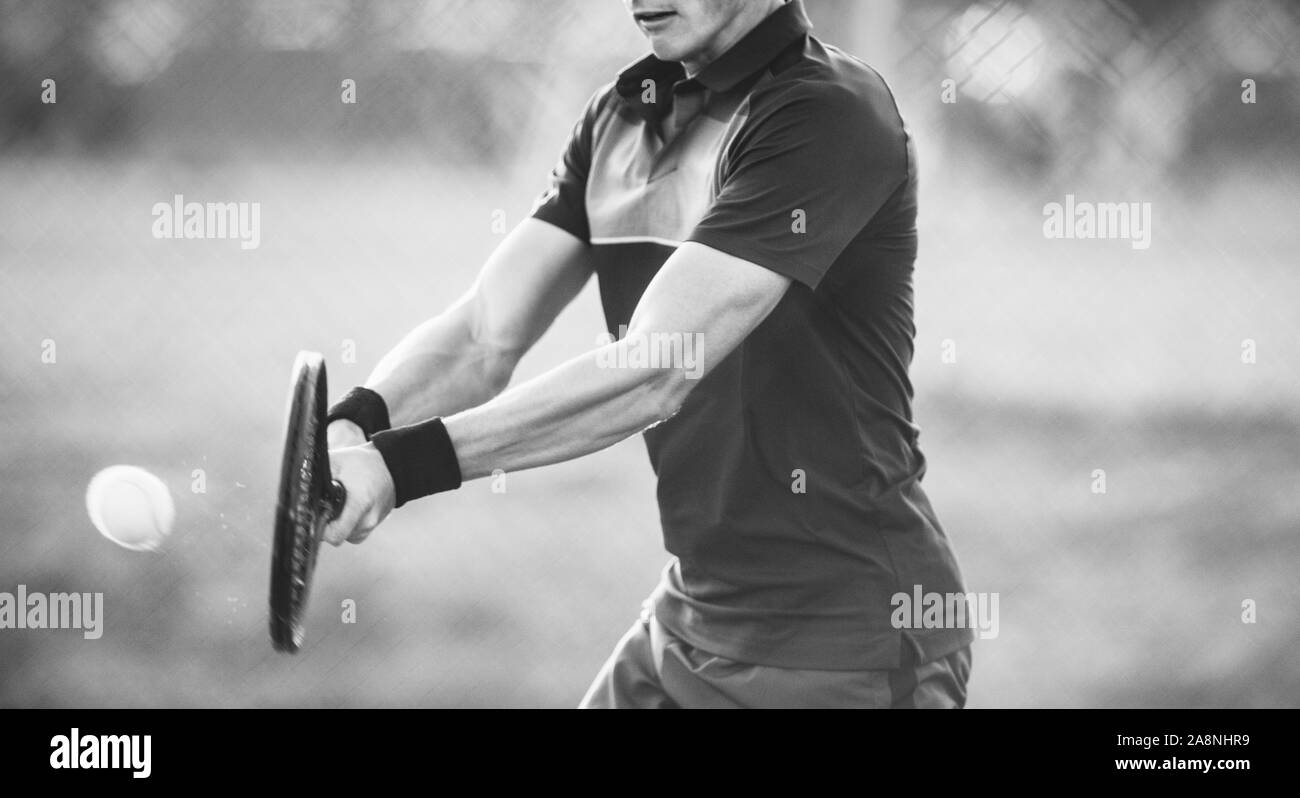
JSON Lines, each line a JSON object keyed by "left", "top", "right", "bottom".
{"left": 326, "top": 387, "right": 392, "bottom": 440}
{"left": 369, "top": 417, "right": 463, "bottom": 507}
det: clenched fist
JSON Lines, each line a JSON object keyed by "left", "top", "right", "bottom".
{"left": 321, "top": 442, "right": 397, "bottom": 546}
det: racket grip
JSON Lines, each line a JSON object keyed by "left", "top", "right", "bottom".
{"left": 325, "top": 479, "right": 348, "bottom": 522}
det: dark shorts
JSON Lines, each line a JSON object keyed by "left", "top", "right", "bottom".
{"left": 580, "top": 602, "right": 973, "bottom": 709}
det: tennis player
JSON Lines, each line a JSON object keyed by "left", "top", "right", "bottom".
{"left": 322, "top": 0, "right": 974, "bottom": 708}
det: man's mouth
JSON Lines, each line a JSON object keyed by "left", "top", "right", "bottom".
{"left": 634, "top": 10, "right": 678, "bottom": 27}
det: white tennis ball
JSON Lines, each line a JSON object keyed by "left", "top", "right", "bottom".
{"left": 86, "top": 465, "right": 175, "bottom": 551}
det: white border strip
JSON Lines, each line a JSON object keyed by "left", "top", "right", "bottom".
{"left": 590, "top": 235, "right": 683, "bottom": 248}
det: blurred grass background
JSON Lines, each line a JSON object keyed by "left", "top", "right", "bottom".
{"left": 1, "top": 0, "right": 1298, "bottom": 707}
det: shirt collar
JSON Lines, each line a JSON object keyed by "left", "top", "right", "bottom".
{"left": 615, "top": 0, "right": 812, "bottom": 105}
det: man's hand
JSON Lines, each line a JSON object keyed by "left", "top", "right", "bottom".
{"left": 327, "top": 419, "right": 366, "bottom": 449}
{"left": 321, "top": 443, "right": 397, "bottom": 546}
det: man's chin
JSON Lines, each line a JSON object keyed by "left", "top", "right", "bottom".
{"left": 646, "top": 37, "right": 692, "bottom": 64}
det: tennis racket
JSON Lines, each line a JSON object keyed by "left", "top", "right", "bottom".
{"left": 269, "top": 351, "right": 347, "bottom": 653}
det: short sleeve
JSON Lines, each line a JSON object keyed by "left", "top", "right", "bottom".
{"left": 529, "top": 86, "right": 612, "bottom": 243}
{"left": 687, "top": 82, "right": 910, "bottom": 290}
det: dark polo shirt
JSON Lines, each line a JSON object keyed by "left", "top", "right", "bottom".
{"left": 532, "top": 0, "right": 973, "bottom": 670}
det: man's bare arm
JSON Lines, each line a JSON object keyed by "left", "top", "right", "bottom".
{"left": 329, "top": 218, "right": 591, "bottom": 445}
{"left": 444, "top": 242, "right": 790, "bottom": 479}
{"left": 322, "top": 241, "right": 790, "bottom": 544}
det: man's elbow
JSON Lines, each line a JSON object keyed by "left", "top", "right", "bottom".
{"left": 479, "top": 346, "right": 520, "bottom": 397}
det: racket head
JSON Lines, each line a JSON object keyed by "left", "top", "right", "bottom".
{"left": 269, "top": 351, "right": 336, "bottom": 653}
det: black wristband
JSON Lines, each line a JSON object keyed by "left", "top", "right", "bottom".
{"left": 369, "top": 418, "right": 463, "bottom": 507}
{"left": 326, "top": 387, "right": 391, "bottom": 441}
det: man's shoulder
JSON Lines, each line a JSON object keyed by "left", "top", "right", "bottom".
{"left": 554, "top": 80, "right": 623, "bottom": 154}
{"left": 578, "top": 80, "right": 623, "bottom": 133}
{"left": 747, "top": 38, "right": 907, "bottom": 139}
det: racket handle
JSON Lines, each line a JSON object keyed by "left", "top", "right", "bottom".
{"left": 325, "top": 479, "right": 348, "bottom": 522}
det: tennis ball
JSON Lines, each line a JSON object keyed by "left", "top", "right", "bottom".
{"left": 86, "top": 465, "right": 175, "bottom": 551}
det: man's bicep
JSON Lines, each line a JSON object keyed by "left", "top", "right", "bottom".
{"left": 627, "top": 242, "right": 791, "bottom": 383}
{"left": 469, "top": 218, "right": 593, "bottom": 359}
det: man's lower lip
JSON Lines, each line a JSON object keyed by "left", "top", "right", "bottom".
{"left": 637, "top": 13, "right": 676, "bottom": 30}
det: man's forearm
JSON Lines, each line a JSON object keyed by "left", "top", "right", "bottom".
{"left": 441, "top": 340, "right": 685, "bottom": 481}
{"left": 363, "top": 296, "right": 518, "bottom": 428}
{"left": 349, "top": 220, "right": 592, "bottom": 431}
